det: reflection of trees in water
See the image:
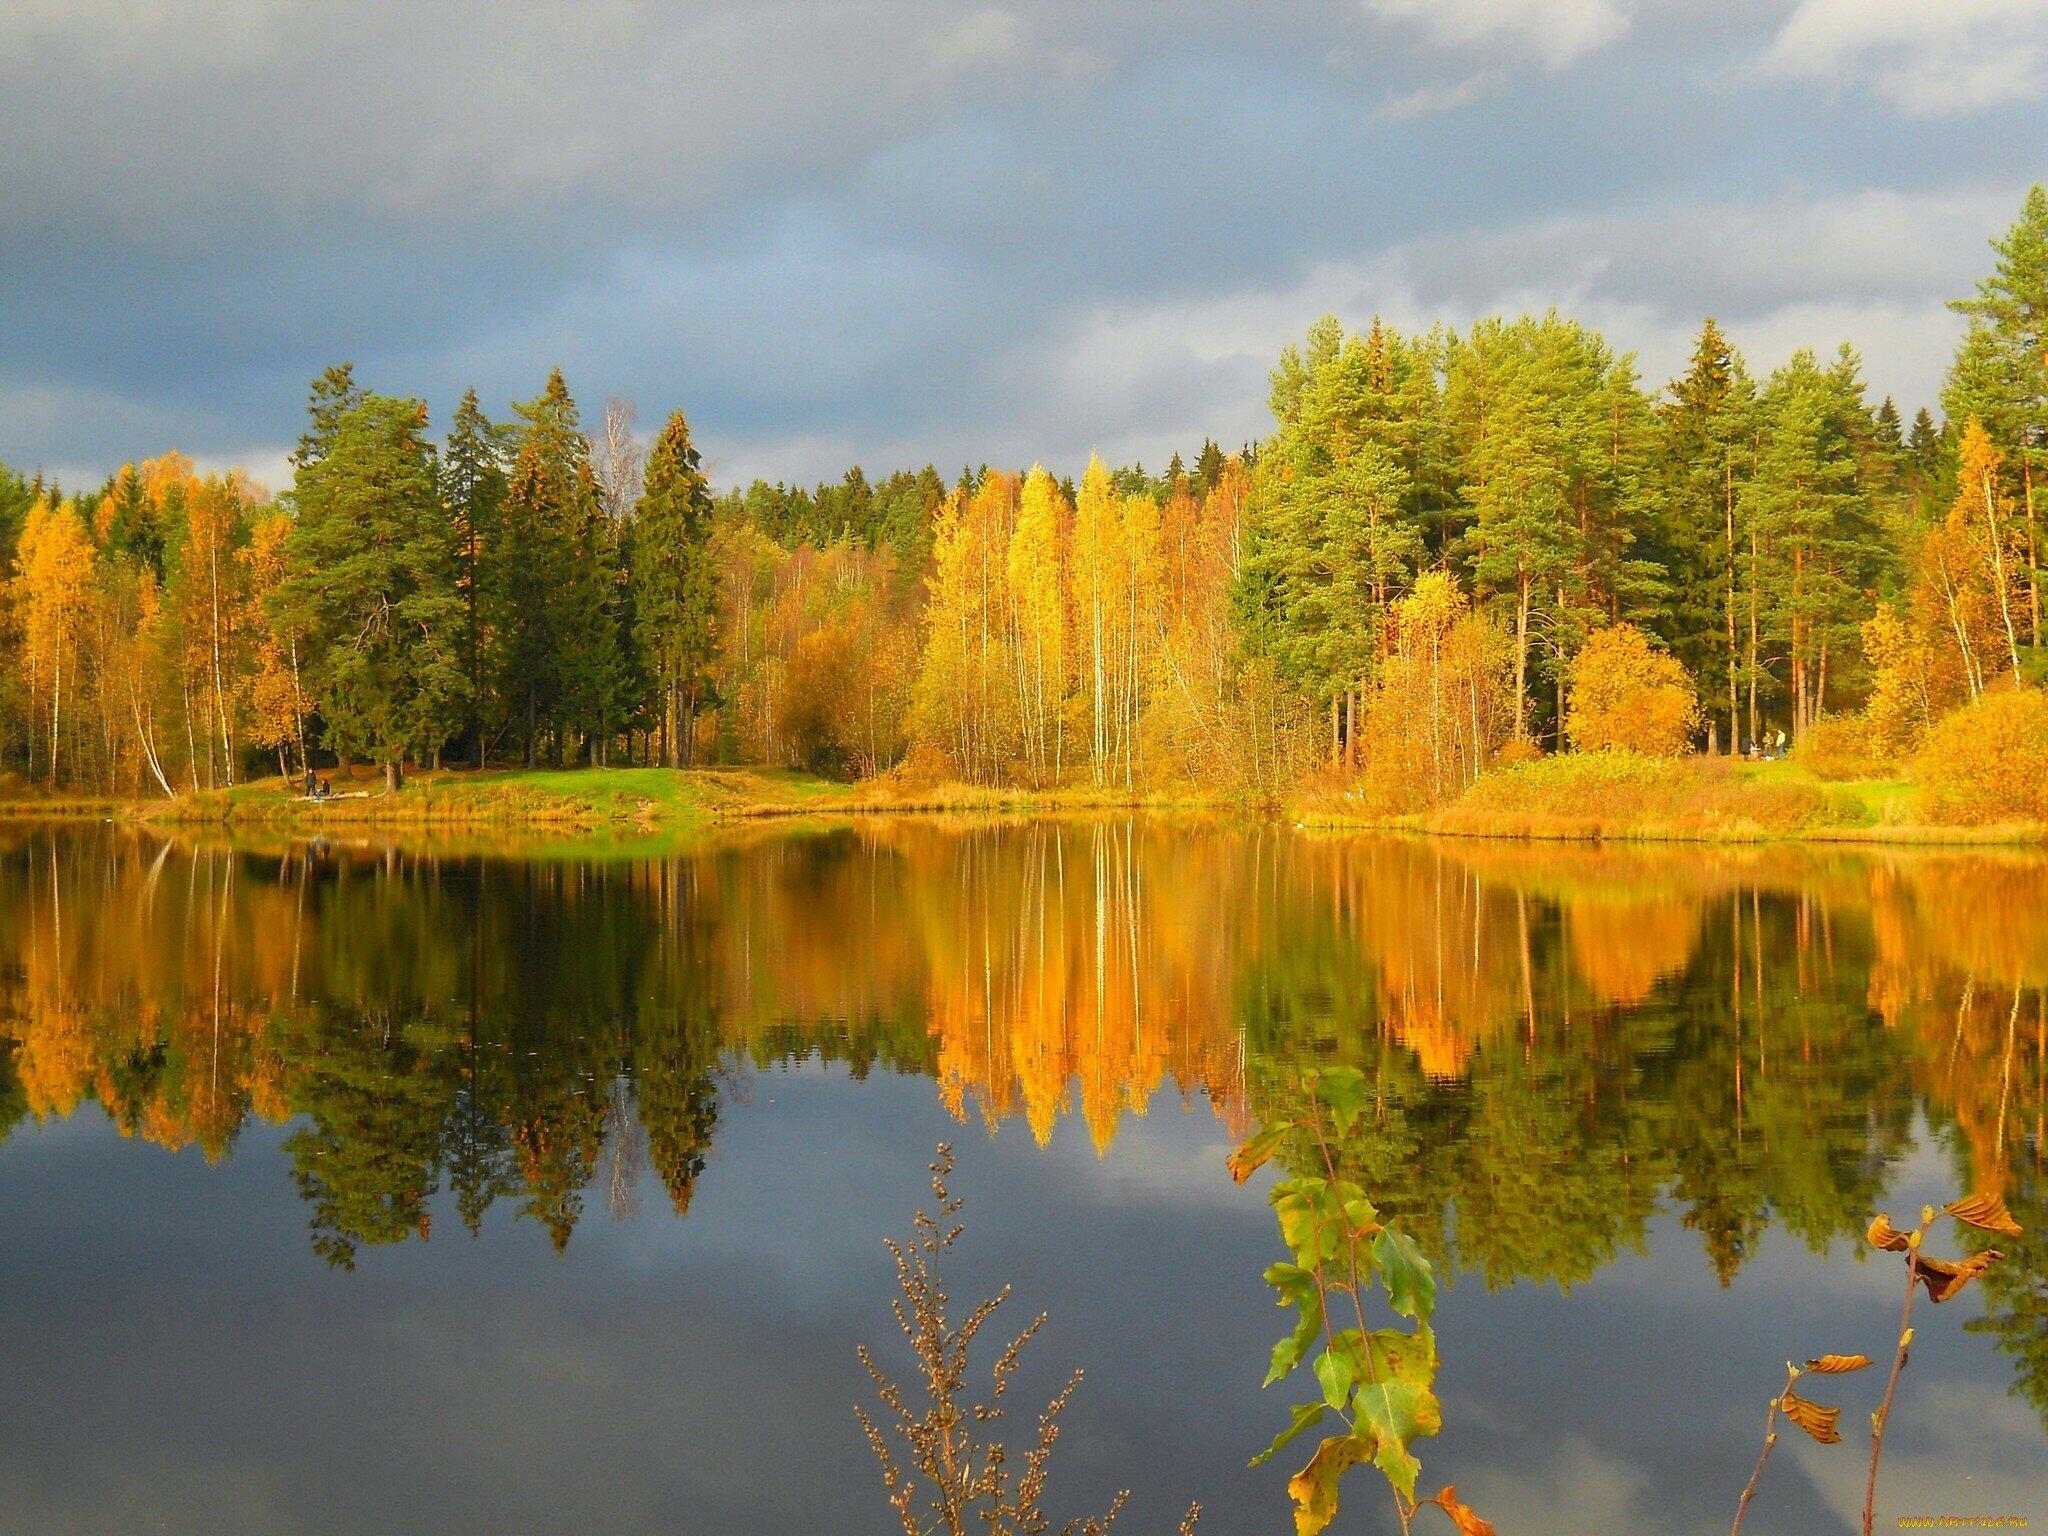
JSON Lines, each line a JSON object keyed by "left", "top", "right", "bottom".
{"left": 0, "top": 824, "right": 2042, "bottom": 1411}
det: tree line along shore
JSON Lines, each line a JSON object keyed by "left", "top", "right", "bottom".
{"left": 4, "top": 190, "right": 2048, "bottom": 842}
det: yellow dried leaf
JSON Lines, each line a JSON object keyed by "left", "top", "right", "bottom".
{"left": 1945, "top": 1192, "right": 2024, "bottom": 1238}
{"left": 1427, "top": 1486, "right": 1498, "bottom": 1536}
{"left": 1227, "top": 1126, "right": 1288, "bottom": 1185}
{"left": 1779, "top": 1390, "right": 1841, "bottom": 1444}
{"left": 1867, "top": 1214, "right": 1912, "bottom": 1252}
{"left": 1287, "top": 1435, "right": 1375, "bottom": 1536}
{"left": 1802, "top": 1354, "right": 1873, "bottom": 1374}
{"left": 1912, "top": 1249, "right": 2003, "bottom": 1305}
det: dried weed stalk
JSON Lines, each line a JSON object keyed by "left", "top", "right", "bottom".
{"left": 857, "top": 1144, "right": 1200, "bottom": 1536}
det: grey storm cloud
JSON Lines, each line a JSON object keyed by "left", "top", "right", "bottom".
{"left": 2, "top": 0, "right": 2045, "bottom": 491}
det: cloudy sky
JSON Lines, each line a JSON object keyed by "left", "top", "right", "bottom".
{"left": 3, "top": 0, "right": 2045, "bottom": 494}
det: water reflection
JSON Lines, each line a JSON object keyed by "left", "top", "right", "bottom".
{"left": 0, "top": 821, "right": 2042, "bottom": 1429}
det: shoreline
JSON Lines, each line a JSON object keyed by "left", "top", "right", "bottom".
{"left": 1, "top": 760, "right": 2043, "bottom": 848}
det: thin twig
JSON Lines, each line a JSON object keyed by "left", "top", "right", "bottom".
{"left": 1863, "top": 1219, "right": 1926, "bottom": 1536}
{"left": 1731, "top": 1363, "right": 1793, "bottom": 1536}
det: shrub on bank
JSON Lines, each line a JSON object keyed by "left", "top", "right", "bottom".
{"left": 1793, "top": 713, "right": 1894, "bottom": 782}
{"left": 1432, "top": 750, "right": 1845, "bottom": 839}
{"left": 1565, "top": 625, "right": 1701, "bottom": 757}
{"left": 1913, "top": 688, "right": 2048, "bottom": 825}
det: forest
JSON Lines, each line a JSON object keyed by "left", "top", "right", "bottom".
{"left": 2, "top": 189, "right": 2044, "bottom": 811}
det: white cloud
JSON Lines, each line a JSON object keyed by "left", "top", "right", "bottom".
{"left": 1767, "top": 0, "right": 2048, "bottom": 115}
{"left": 712, "top": 184, "right": 2009, "bottom": 482}
{"left": 924, "top": 6, "right": 1023, "bottom": 72}
{"left": 1360, "top": 0, "right": 1632, "bottom": 69}
{"left": 1375, "top": 69, "right": 1507, "bottom": 122}
{"left": 1031, "top": 183, "right": 2012, "bottom": 470}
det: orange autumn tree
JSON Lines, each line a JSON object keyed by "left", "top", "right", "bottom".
{"left": 1357, "top": 571, "right": 1512, "bottom": 810}
{"left": 1006, "top": 465, "right": 1070, "bottom": 783}
{"left": 241, "top": 508, "right": 311, "bottom": 778}
{"left": 1948, "top": 420, "right": 2027, "bottom": 690}
{"left": 9, "top": 498, "right": 99, "bottom": 784}
{"left": 1859, "top": 602, "right": 1944, "bottom": 758}
{"left": 1565, "top": 623, "right": 1701, "bottom": 757}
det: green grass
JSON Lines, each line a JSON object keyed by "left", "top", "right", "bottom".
{"left": 143, "top": 764, "right": 868, "bottom": 832}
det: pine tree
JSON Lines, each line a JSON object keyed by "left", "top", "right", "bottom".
{"left": 1453, "top": 315, "right": 1627, "bottom": 742}
{"left": 442, "top": 389, "right": 508, "bottom": 767}
{"left": 493, "top": 370, "right": 606, "bottom": 765}
{"left": 290, "top": 363, "right": 365, "bottom": 470}
{"left": 282, "top": 394, "right": 466, "bottom": 790}
{"left": 1740, "top": 348, "right": 1885, "bottom": 739}
{"left": 631, "top": 410, "right": 720, "bottom": 765}
{"left": 1658, "top": 319, "right": 1755, "bottom": 750}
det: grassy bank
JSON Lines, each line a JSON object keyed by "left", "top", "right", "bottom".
{"left": 6, "top": 754, "right": 2044, "bottom": 846}
{"left": 82, "top": 764, "right": 1234, "bottom": 834}
{"left": 1295, "top": 753, "right": 2048, "bottom": 846}
{"left": 132, "top": 765, "right": 865, "bottom": 831}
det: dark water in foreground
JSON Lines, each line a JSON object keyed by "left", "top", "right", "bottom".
{"left": 0, "top": 821, "right": 2042, "bottom": 1535}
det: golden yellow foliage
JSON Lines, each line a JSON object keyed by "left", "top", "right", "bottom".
{"left": 1564, "top": 624, "right": 1699, "bottom": 757}
{"left": 8, "top": 497, "right": 99, "bottom": 783}
{"left": 1791, "top": 713, "right": 1888, "bottom": 782}
{"left": 138, "top": 450, "right": 197, "bottom": 504}
{"left": 1913, "top": 687, "right": 2048, "bottom": 825}
{"left": 1354, "top": 572, "right": 1512, "bottom": 812}
{"left": 239, "top": 509, "right": 309, "bottom": 763}
{"left": 1858, "top": 602, "right": 1939, "bottom": 758}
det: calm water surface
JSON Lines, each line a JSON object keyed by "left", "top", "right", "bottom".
{"left": 0, "top": 820, "right": 2042, "bottom": 1534}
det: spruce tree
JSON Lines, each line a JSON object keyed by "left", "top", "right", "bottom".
{"left": 442, "top": 389, "right": 508, "bottom": 767}
{"left": 632, "top": 409, "right": 720, "bottom": 765}
{"left": 559, "top": 461, "right": 628, "bottom": 761}
{"left": 493, "top": 370, "right": 611, "bottom": 765}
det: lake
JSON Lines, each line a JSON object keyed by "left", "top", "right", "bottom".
{"left": 0, "top": 820, "right": 2041, "bottom": 1535}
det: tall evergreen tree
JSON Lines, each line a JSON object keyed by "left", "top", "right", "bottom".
{"left": 281, "top": 392, "right": 467, "bottom": 790}
{"left": 441, "top": 389, "right": 509, "bottom": 767}
{"left": 1740, "top": 348, "right": 1886, "bottom": 740}
{"left": 1450, "top": 315, "right": 1657, "bottom": 741}
{"left": 290, "top": 363, "right": 365, "bottom": 471}
{"left": 493, "top": 370, "right": 616, "bottom": 765}
{"left": 631, "top": 410, "right": 720, "bottom": 765}
{"left": 1658, "top": 319, "right": 1755, "bottom": 751}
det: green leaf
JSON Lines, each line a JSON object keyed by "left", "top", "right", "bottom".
{"left": 1310, "top": 1068, "right": 1369, "bottom": 1137}
{"left": 1275, "top": 1179, "right": 1343, "bottom": 1268}
{"left": 1353, "top": 1377, "right": 1442, "bottom": 1503}
{"left": 1264, "top": 1261, "right": 1315, "bottom": 1302}
{"left": 1264, "top": 1286, "right": 1324, "bottom": 1387}
{"left": 1373, "top": 1225, "right": 1436, "bottom": 1324}
{"left": 1250, "top": 1401, "right": 1328, "bottom": 1468}
{"left": 1286, "top": 1434, "right": 1376, "bottom": 1536}
{"left": 1369, "top": 1325, "right": 1437, "bottom": 1387}
{"left": 1314, "top": 1347, "right": 1354, "bottom": 1410}
{"left": 1229, "top": 1125, "right": 1292, "bottom": 1184}
{"left": 1341, "top": 1191, "right": 1381, "bottom": 1239}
